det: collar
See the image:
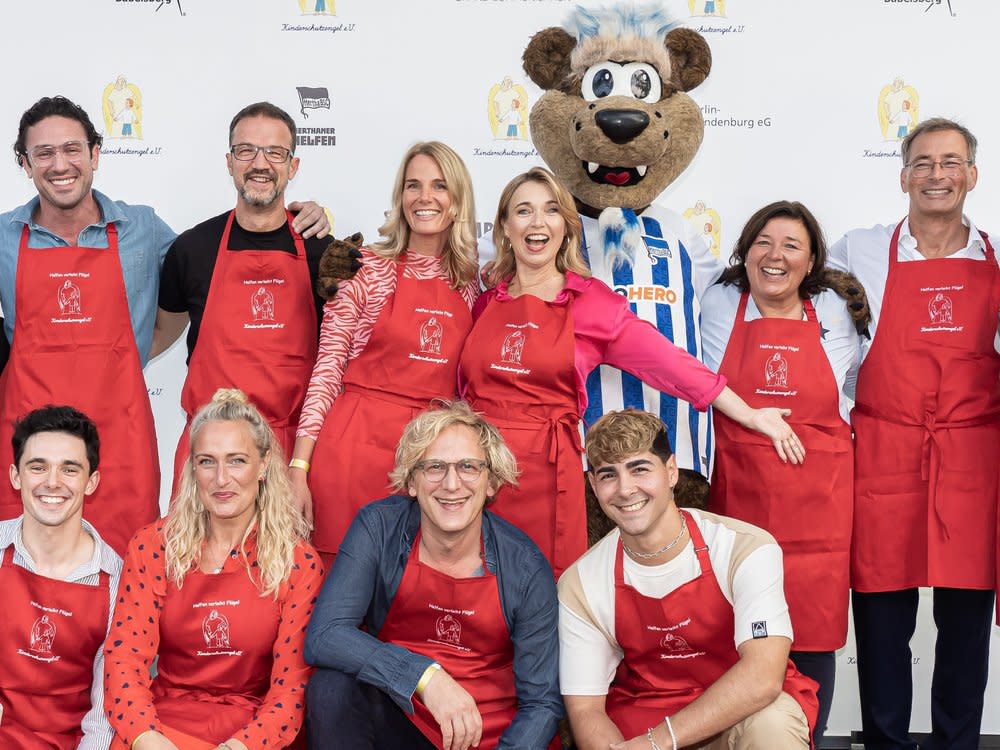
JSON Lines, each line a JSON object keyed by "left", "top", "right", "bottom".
{"left": 494, "top": 270, "right": 588, "bottom": 306}
{"left": 7, "top": 190, "right": 126, "bottom": 232}
{"left": 401, "top": 499, "right": 498, "bottom": 574}
{"left": 7, "top": 516, "right": 118, "bottom": 578}
{"left": 898, "top": 215, "right": 986, "bottom": 256}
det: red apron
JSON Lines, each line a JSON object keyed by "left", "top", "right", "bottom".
{"left": 142, "top": 557, "right": 288, "bottom": 749}
{"left": 708, "top": 294, "right": 853, "bottom": 651}
{"left": 309, "top": 262, "right": 471, "bottom": 555}
{"left": 377, "top": 530, "right": 559, "bottom": 750}
{"left": 0, "top": 547, "right": 111, "bottom": 750}
{"left": 174, "top": 211, "right": 317, "bottom": 488}
{"left": 460, "top": 292, "right": 583, "bottom": 578}
{"left": 851, "top": 222, "right": 1000, "bottom": 592}
{"left": 0, "top": 224, "right": 159, "bottom": 556}
{"left": 606, "top": 511, "right": 818, "bottom": 741}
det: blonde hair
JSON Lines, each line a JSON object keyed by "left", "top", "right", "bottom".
{"left": 164, "top": 388, "right": 309, "bottom": 598}
{"left": 389, "top": 401, "right": 518, "bottom": 501}
{"left": 372, "top": 141, "right": 478, "bottom": 290}
{"left": 488, "top": 166, "right": 590, "bottom": 287}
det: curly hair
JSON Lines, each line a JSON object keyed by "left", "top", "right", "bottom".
{"left": 388, "top": 401, "right": 518, "bottom": 503}
{"left": 164, "top": 389, "right": 308, "bottom": 598}
{"left": 371, "top": 141, "right": 478, "bottom": 290}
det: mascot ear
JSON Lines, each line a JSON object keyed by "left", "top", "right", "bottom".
{"left": 664, "top": 28, "right": 712, "bottom": 92}
{"left": 523, "top": 27, "right": 576, "bottom": 90}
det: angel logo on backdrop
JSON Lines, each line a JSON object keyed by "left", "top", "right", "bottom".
{"left": 683, "top": 200, "right": 722, "bottom": 259}
{"left": 878, "top": 77, "right": 919, "bottom": 141}
{"left": 473, "top": 76, "right": 537, "bottom": 159}
{"left": 689, "top": 0, "right": 726, "bottom": 17}
{"left": 98, "top": 76, "right": 164, "bottom": 158}
{"left": 299, "top": 0, "right": 335, "bottom": 14}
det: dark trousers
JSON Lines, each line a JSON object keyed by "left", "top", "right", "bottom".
{"left": 852, "top": 587, "right": 994, "bottom": 750}
{"left": 790, "top": 650, "right": 836, "bottom": 749}
{"left": 306, "top": 667, "right": 436, "bottom": 750}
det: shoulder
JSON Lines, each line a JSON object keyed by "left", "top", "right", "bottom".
{"left": 171, "top": 212, "right": 229, "bottom": 255}
{"left": 701, "top": 281, "right": 740, "bottom": 316}
{"left": 559, "top": 529, "right": 618, "bottom": 597}
{"left": 82, "top": 519, "right": 124, "bottom": 576}
{"left": 569, "top": 274, "right": 626, "bottom": 310}
{"left": 95, "top": 190, "right": 163, "bottom": 226}
{"left": 689, "top": 509, "right": 779, "bottom": 572}
{"left": 289, "top": 539, "right": 325, "bottom": 584}
{"left": 354, "top": 495, "right": 415, "bottom": 536}
{"left": 0, "top": 517, "right": 21, "bottom": 554}
{"left": 835, "top": 223, "right": 895, "bottom": 251}
{"left": 485, "top": 510, "right": 549, "bottom": 567}
{"left": 812, "top": 287, "right": 855, "bottom": 326}
{"left": 126, "top": 520, "right": 167, "bottom": 561}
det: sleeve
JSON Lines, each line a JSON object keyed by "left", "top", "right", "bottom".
{"left": 815, "top": 290, "right": 862, "bottom": 420}
{"left": 235, "top": 544, "right": 325, "bottom": 750}
{"left": 303, "top": 511, "right": 433, "bottom": 713}
{"left": 684, "top": 227, "right": 726, "bottom": 299}
{"left": 295, "top": 260, "right": 375, "bottom": 440}
{"left": 826, "top": 233, "right": 851, "bottom": 273}
{"left": 580, "top": 284, "right": 726, "bottom": 411}
{"left": 698, "top": 284, "right": 738, "bottom": 373}
{"left": 77, "top": 635, "right": 115, "bottom": 750}
{"left": 157, "top": 240, "right": 187, "bottom": 313}
{"left": 729, "top": 544, "right": 794, "bottom": 649}
{"left": 152, "top": 211, "right": 176, "bottom": 268}
{"left": 497, "top": 552, "right": 563, "bottom": 749}
{"left": 103, "top": 528, "right": 166, "bottom": 744}
{"left": 556, "top": 566, "right": 622, "bottom": 696}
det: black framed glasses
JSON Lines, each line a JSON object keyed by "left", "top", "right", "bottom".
{"left": 229, "top": 143, "right": 292, "bottom": 163}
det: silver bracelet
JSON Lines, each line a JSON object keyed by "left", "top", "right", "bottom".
{"left": 664, "top": 715, "right": 678, "bottom": 750}
{"left": 646, "top": 727, "right": 663, "bottom": 750}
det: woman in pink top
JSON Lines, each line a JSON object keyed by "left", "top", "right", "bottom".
{"left": 290, "top": 142, "right": 479, "bottom": 566}
{"left": 458, "top": 167, "right": 803, "bottom": 577}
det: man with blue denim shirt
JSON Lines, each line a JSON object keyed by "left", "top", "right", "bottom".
{"left": 305, "top": 402, "right": 563, "bottom": 750}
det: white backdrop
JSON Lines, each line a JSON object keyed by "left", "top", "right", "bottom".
{"left": 0, "top": 0, "right": 996, "bottom": 740}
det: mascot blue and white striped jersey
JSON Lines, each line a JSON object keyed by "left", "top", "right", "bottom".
{"left": 581, "top": 204, "right": 719, "bottom": 477}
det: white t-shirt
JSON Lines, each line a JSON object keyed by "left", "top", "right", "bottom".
{"left": 700, "top": 285, "right": 862, "bottom": 420}
{"left": 827, "top": 217, "right": 1000, "bottom": 359}
{"left": 557, "top": 509, "right": 792, "bottom": 696}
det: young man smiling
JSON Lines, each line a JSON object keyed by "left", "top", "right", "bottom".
{"left": 0, "top": 405, "right": 121, "bottom": 749}
{"left": 558, "top": 409, "right": 817, "bottom": 750}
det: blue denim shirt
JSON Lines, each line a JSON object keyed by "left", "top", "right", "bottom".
{"left": 0, "top": 190, "right": 175, "bottom": 365}
{"left": 305, "top": 496, "right": 564, "bottom": 749}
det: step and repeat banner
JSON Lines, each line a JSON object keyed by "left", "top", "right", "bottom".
{"left": 0, "top": 0, "right": 996, "bottom": 739}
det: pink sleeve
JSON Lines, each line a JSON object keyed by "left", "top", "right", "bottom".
{"left": 296, "top": 252, "right": 394, "bottom": 439}
{"left": 572, "top": 279, "right": 726, "bottom": 412}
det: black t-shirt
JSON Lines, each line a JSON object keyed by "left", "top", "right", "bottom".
{"left": 159, "top": 211, "right": 327, "bottom": 361}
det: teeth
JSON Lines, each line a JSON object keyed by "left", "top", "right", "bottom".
{"left": 762, "top": 267, "right": 785, "bottom": 276}
{"left": 527, "top": 235, "right": 548, "bottom": 242}
{"left": 415, "top": 210, "right": 439, "bottom": 216}
{"left": 587, "top": 162, "right": 599, "bottom": 174}
{"left": 620, "top": 499, "right": 646, "bottom": 512}
{"left": 636, "top": 165, "right": 647, "bottom": 177}
{"left": 51, "top": 178, "right": 74, "bottom": 185}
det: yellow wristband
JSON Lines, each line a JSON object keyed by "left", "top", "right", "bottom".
{"left": 415, "top": 662, "right": 441, "bottom": 697}
{"left": 131, "top": 730, "right": 155, "bottom": 749}
{"left": 289, "top": 458, "right": 311, "bottom": 473}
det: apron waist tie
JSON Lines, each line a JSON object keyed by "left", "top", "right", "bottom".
{"left": 341, "top": 382, "right": 440, "bottom": 411}
{"left": 854, "top": 402, "right": 1000, "bottom": 540}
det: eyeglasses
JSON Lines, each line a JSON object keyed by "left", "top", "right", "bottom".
{"left": 230, "top": 143, "right": 292, "bottom": 163}
{"left": 905, "top": 159, "right": 973, "bottom": 177}
{"left": 414, "top": 459, "right": 489, "bottom": 483}
{"left": 26, "top": 140, "right": 91, "bottom": 166}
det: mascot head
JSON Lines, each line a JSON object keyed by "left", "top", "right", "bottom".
{"left": 523, "top": 4, "right": 711, "bottom": 215}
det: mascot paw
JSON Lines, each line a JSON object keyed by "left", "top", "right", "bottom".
{"left": 317, "top": 232, "right": 364, "bottom": 300}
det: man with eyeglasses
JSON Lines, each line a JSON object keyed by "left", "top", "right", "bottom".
{"left": 828, "top": 116, "right": 999, "bottom": 750}
{"left": 304, "top": 401, "right": 563, "bottom": 750}
{"left": 0, "top": 96, "right": 328, "bottom": 556}
{"left": 153, "top": 101, "right": 340, "bottom": 490}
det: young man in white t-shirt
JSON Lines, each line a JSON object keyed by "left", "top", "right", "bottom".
{"left": 558, "top": 409, "right": 816, "bottom": 750}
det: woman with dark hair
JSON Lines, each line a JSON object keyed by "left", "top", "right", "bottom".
{"left": 701, "top": 200, "right": 869, "bottom": 747}
{"left": 459, "top": 168, "right": 804, "bottom": 579}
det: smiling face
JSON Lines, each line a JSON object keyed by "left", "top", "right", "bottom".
{"left": 588, "top": 450, "right": 678, "bottom": 542}
{"left": 901, "top": 128, "right": 977, "bottom": 222}
{"left": 402, "top": 153, "right": 454, "bottom": 253}
{"left": 10, "top": 431, "right": 99, "bottom": 530}
{"left": 227, "top": 115, "right": 299, "bottom": 209}
{"left": 745, "top": 217, "right": 813, "bottom": 310}
{"left": 407, "top": 425, "right": 498, "bottom": 538}
{"left": 22, "top": 116, "right": 99, "bottom": 213}
{"left": 192, "top": 420, "right": 269, "bottom": 526}
{"left": 501, "top": 180, "right": 567, "bottom": 275}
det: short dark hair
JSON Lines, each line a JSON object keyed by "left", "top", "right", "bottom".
{"left": 228, "top": 102, "right": 297, "bottom": 153}
{"left": 12, "top": 405, "right": 100, "bottom": 473}
{"left": 14, "top": 96, "right": 102, "bottom": 168}
{"left": 718, "top": 200, "right": 828, "bottom": 298}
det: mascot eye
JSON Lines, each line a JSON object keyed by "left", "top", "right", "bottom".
{"left": 582, "top": 62, "right": 624, "bottom": 101}
{"left": 624, "top": 63, "right": 662, "bottom": 103}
